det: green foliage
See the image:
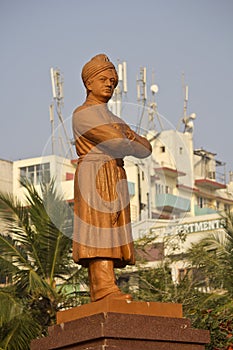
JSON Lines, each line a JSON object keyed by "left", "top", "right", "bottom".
{"left": 1, "top": 179, "right": 233, "bottom": 349}
{"left": 117, "top": 212, "right": 233, "bottom": 350}
{"left": 0, "top": 289, "right": 41, "bottom": 350}
{"left": 0, "top": 180, "right": 88, "bottom": 349}
{"left": 187, "top": 295, "right": 233, "bottom": 350}
{"left": 184, "top": 213, "right": 233, "bottom": 349}
{"left": 187, "top": 221, "right": 233, "bottom": 296}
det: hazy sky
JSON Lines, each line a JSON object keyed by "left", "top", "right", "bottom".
{"left": 1, "top": 0, "right": 233, "bottom": 176}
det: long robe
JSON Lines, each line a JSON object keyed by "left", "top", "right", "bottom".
{"left": 72, "top": 103, "right": 151, "bottom": 268}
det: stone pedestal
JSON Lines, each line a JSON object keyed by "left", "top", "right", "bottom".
{"left": 31, "top": 300, "right": 210, "bottom": 350}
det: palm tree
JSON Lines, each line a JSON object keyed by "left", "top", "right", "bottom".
{"left": 0, "top": 289, "right": 42, "bottom": 350}
{"left": 122, "top": 213, "right": 233, "bottom": 349}
{"left": 0, "top": 180, "right": 88, "bottom": 350}
{"left": 186, "top": 211, "right": 233, "bottom": 295}
{"left": 184, "top": 211, "right": 233, "bottom": 349}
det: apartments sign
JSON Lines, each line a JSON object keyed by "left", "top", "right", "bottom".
{"left": 176, "top": 218, "right": 225, "bottom": 234}
{"left": 151, "top": 218, "right": 226, "bottom": 235}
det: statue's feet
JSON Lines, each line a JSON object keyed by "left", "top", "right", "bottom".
{"left": 102, "top": 291, "right": 133, "bottom": 301}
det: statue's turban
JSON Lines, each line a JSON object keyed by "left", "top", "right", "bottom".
{"left": 81, "top": 54, "right": 118, "bottom": 88}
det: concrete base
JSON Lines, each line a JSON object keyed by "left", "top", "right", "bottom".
{"left": 31, "top": 301, "right": 210, "bottom": 350}
{"left": 56, "top": 299, "right": 183, "bottom": 324}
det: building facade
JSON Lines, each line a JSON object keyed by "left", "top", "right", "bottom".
{"left": 1, "top": 125, "right": 233, "bottom": 283}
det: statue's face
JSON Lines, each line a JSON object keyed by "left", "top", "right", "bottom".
{"left": 86, "top": 69, "right": 116, "bottom": 103}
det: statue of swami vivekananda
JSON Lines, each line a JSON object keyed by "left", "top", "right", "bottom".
{"left": 72, "top": 54, "right": 152, "bottom": 302}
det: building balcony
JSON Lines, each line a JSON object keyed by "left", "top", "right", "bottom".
{"left": 155, "top": 193, "right": 190, "bottom": 213}
{"left": 128, "top": 181, "right": 135, "bottom": 196}
{"left": 154, "top": 166, "right": 186, "bottom": 178}
{"left": 195, "top": 178, "right": 226, "bottom": 190}
{"left": 194, "top": 205, "right": 217, "bottom": 216}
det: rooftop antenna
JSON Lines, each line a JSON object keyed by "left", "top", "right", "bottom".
{"left": 176, "top": 72, "right": 196, "bottom": 133}
{"left": 147, "top": 69, "right": 163, "bottom": 131}
{"left": 49, "top": 103, "right": 55, "bottom": 155}
{"left": 108, "top": 60, "right": 127, "bottom": 117}
{"left": 50, "top": 67, "right": 75, "bottom": 158}
{"left": 182, "top": 72, "right": 189, "bottom": 128}
{"left": 136, "top": 67, "right": 147, "bottom": 132}
{"left": 122, "top": 61, "right": 128, "bottom": 93}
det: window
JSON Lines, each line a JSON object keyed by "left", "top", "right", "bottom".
{"left": 20, "top": 163, "right": 50, "bottom": 185}
{"left": 198, "top": 197, "right": 208, "bottom": 208}
{"left": 20, "top": 167, "right": 27, "bottom": 182}
{"left": 156, "top": 183, "right": 162, "bottom": 194}
{"left": 198, "top": 197, "right": 203, "bottom": 208}
{"left": 178, "top": 269, "right": 186, "bottom": 282}
{"left": 208, "top": 171, "right": 216, "bottom": 180}
{"left": 28, "top": 166, "right": 35, "bottom": 183}
{"left": 155, "top": 184, "right": 169, "bottom": 194}
{"left": 39, "top": 163, "right": 50, "bottom": 184}
{"left": 160, "top": 146, "right": 165, "bottom": 153}
{"left": 178, "top": 267, "right": 204, "bottom": 284}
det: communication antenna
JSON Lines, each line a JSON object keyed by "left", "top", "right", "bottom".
{"left": 176, "top": 72, "right": 196, "bottom": 133}
{"left": 108, "top": 60, "right": 128, "bottom": 117}
{"left": 49, "top": 103, "right": 55, "bottom": 155}
{"left": 137, "top": 67, "right": 147, "bottom": 103}
{"left": 182, "top": 72, "right": 188, "bottom": 127}
{"left": 50, "top": 67, "right": 75, "bottom": 158}
{"left": 148, "top": 83, "right": 164, "bottom": 130}
{"left": 147, "top": 69, "right": 163, "bottom": 131}
{"left": 122, "top": 61, "right": 128, "bottom": 93}
{"left": 118, "top": 63, "right": 123, "bottom": 81}
{"left": 136, "top": 66, "right": 148, "bottom": 132}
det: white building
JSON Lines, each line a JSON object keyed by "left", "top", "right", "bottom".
{"left": 126, "top": 125, "right": 233, "bottom": 283}
{"left": 125, "top": 128, "right": 233, "bottom": 223}
{"left": 12, "top": 155, "right": 75, "bottom": 204}
{"left": 1, "top": 128, "right": 233, "bottom": 231}
{"left": 0, "top": 158, "right": 13, "bottom": 194}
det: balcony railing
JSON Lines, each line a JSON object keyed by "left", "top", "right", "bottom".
{"left": 194, "top": 205, "right": 217, "bottom": 216}
{"left": 128, "top": 181, "right": 135, "bottom": 196}
{"left": 155, "top": 193, "right": 190, "bottom": 213}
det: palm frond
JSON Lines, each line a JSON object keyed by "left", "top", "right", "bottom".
{"left": 1, "top": 179, "right": 74, "bottom": 284}
{"left": 0, "top": 179, "right": 88, "bottom": 346}
{"left": 0, "top": 234, "right": 31, "bottom": 271}
{"left": 27, "top": 269, "right": 57, "bottom": 297}
{"left": 0, "top": 191, "right": 28, "bottom": 225}
{"left": 22, "top": 179, "right": 73, "bottom": 278}
{"left": 0, "top": 291, "right": 22, "bottom": 325}
{"left": 0, "top": 289, "right": 41, "bottom": 349}
{"left": 0, "top": 312, "right": 41, "bottom": 350}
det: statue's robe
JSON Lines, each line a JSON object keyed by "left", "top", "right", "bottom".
{"left": 72, "top": 103, "right": 151, "bottom": 268}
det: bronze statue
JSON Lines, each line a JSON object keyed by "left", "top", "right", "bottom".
{"left": 72, "top": 54, "right": 152, "bottom": 302}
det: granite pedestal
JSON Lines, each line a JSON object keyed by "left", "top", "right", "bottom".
{"left": 31, "top": 300, "right": 210, "bottom": 349}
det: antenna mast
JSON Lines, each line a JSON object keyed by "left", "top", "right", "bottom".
{"left": 176, "top": 72, "right": 196, "bottom": 133}
{"left": 136, "top": 67, "right": 147, "bottom": 132}
{"left": 182, "top": 72, "right": 189, "bottom": 129}
{"left": 50, "top": 67, "right": 75, "bottom": 158}
{"left": 148, "top": 70, "right": 163, "bottom": 130}
{"left": 109, "top": 60, "right": 127, "bottom": 116}
{"left": 49, "top": 103, "right": 55, "bottom": 154}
